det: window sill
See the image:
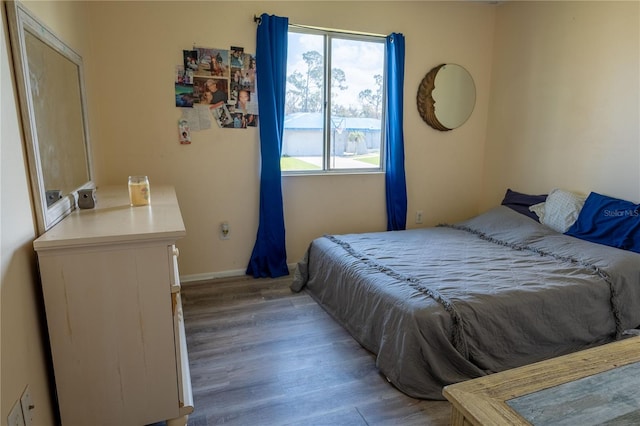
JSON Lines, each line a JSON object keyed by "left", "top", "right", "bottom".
{"left": 282, "top": 170, "right": 385, "bottom": 177}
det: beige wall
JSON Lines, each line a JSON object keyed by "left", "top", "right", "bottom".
{"left": 85, "top": 1, "right": 496, "bottom": 279}
{"left": 1, "top": 1, "right": 89, "bottom": 423}
{"left": 3, "top": 1, "right": 637, "bottom": 422}
{"left": 1, "top": 5, "right": 53, "bottom": 424}
{"left": 482, "top": 1, "right": 640, "bottom": 208}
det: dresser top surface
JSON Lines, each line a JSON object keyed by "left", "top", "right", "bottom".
{"left": 34, "top": 185, "right": 186, "bottom": 250}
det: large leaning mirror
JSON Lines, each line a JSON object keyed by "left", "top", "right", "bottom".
{"left": 417, "top": 63, "right": 476, "bottom": 131}
{"left": 6, "top": 1, "right": 94, "bottom": 234}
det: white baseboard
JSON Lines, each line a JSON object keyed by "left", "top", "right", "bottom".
{"left": 180, "top": 263, "right": 297, "bottom": 284}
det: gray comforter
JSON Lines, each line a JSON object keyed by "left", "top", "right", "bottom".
{"left": 291, "top": 206, "right": 640, "bottom": 400}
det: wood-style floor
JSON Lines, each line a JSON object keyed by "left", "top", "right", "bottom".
{"left": 181, "top": 276, "right": 451, "bottom": 426}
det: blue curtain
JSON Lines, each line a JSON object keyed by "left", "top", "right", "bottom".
{"left": 384, "top": 33, "right": 408, "bottom": 231}
{"left": 246, "top": 14, "right": 290, "bottom": 278}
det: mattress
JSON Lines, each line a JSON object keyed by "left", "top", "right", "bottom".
{"left": 291, "top": 206, "right": 640, "bottom": 399}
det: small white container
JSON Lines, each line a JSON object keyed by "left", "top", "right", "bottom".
{"left": 128, "top": 176, "right": 150, "bottom": 206}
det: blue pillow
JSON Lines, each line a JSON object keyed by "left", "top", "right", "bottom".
{"left": 565, "top": 192, "right": 640, "bottom": 253}
{"left": 501, "top": 189, "right": 547, "bottom": 221}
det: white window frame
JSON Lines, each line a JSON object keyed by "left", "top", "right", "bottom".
{"left": 282, "top": 26, "right": 387, "bottom": 176}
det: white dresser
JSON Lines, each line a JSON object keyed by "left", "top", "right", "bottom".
{"left": 33, "top": 185, "right": 193, "bottom": 426}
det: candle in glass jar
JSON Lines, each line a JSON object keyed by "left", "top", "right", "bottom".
{"left": 128, "top": 176, "right": 150, "bottom": 206}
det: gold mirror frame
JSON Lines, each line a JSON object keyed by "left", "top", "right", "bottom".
{"left": 417, "top": 63, "right": 475, "bottom": 132}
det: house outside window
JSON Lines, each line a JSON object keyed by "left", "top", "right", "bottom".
{"left": 282, "top": 28, "right": 386, "bottom": 173}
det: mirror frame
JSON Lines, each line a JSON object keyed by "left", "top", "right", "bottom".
{"left": 6, "top": 1, "right": 94, "bottom": 234}
{"left": 416, "top": 63, "right": 476, "bottom": 132}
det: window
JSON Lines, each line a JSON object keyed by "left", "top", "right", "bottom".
{"left": 281, "top": 28, "right": 386, "bottom": 173}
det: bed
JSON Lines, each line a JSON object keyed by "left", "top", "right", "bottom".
{"left": 291, "top": 198, "right": 640, "bottom": 400}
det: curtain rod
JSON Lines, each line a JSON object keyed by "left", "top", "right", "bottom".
{"left": 253, "top": 14, "right": 385, "bottom": 38}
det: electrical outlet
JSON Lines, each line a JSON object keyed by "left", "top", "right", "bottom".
{"left": 415, "top": 210, "right": 424, "bottom": 224}
{"left": 20, "top": 386, "right": 34, "bottom": 426}
{"left": 7, "top": 399, "right": 25, "bottom": 426}
{"left": 220, "top": 221, "right": 230, "bottom": 240}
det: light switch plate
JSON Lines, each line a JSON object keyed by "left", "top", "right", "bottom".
{"left": 7, "top": 399, "right": 25, "bottom": 426}
{"left": 20, "top": 386, "right": 33, "bottom": 426}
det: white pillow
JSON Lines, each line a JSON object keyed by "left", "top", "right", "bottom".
{"left": 529, "top": 188, "right": 586, "bottom": 233}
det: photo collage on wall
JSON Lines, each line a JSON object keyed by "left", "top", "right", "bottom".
{"left": 175, "top": 45, "right": 258, "bottom": 141}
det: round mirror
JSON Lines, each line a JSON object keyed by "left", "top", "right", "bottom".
{"left": 416, "top": 64, "right": 476, "bottom": 131}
